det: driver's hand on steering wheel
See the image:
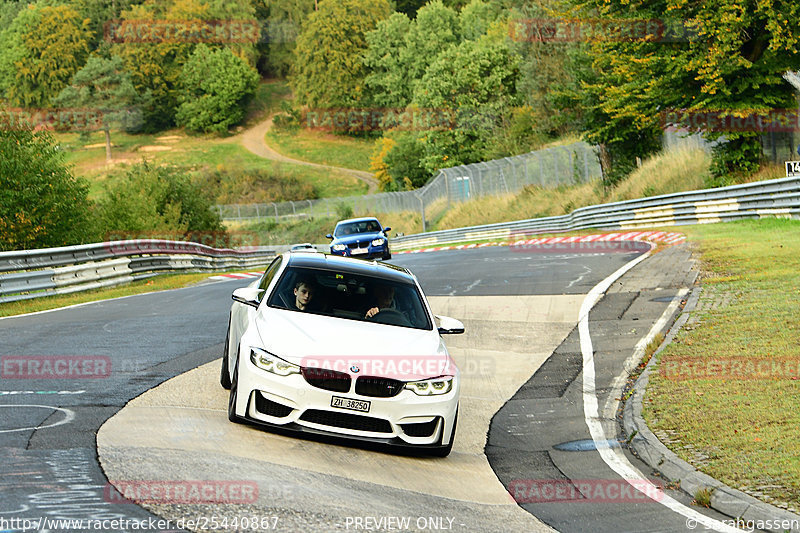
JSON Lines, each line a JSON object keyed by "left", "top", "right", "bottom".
{"left": 365, "top": 306, "right": 380, "bottom": 318}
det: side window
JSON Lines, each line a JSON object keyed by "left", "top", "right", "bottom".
{"left": 257, "top": 256, "right": 283, "bottom": 302}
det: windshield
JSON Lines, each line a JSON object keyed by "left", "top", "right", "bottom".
{"left": 268, "top": 267, "right": 432, "bottom": 330}
{"left": 334, "top": 220, "right": 382, "bottom": 237}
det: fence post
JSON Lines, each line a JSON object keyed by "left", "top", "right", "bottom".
{"left": 272, "top": 203, "right": 278, "bottom": 222}
{"left": 417, "top": 194, "right": 426, "bottom": 232}
{"left": 583, "top": 145, "right": 590, "bottom": 182}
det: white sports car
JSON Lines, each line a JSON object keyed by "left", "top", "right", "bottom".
{"left": 220, "top": 251, "right": 464, "bottom": 456}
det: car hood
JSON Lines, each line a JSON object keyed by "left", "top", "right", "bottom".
{"left": 332, "top": 232, "right": 385, "bottom": 245}
{"left": 254, "top": 308, "right": 451, "bottom": 379}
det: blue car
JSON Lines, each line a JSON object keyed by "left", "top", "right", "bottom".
{"left": 326, "top": 217, "right": 392, "bottom": 260}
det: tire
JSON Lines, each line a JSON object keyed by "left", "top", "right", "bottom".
{"left": 227, "top": 355, "right": 244, "bottom": 423}
{"left": 430, "top": 409, "right": 457, "bottom": 457}
{"left": 220, "top": 323, "right": 232, "bottom": 390}
{"left": 382, "top": 251, "right": 392, "bottom": 260}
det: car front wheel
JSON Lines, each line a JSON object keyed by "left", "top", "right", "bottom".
{"left": 227, "top": 355, "right": 244, "bottom": 423}
{"left": 220, "top": 321, "right": 232, "bottom": 390}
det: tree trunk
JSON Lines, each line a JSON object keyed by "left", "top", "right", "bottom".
{"left": 597, "top": 143, "right": 612, "bottom": 194}
{"left": 104, "top": 127, "right": 112, "bottom": 162}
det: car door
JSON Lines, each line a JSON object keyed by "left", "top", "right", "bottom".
{"left": 228, "top": 255, "right": 283, "bottom": 367}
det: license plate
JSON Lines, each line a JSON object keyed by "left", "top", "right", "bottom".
{"left": 331, "top": 396, "right": 370, "bottom": 413}
{"left": 351, "top": 248, "right": 368, "bottom": 255}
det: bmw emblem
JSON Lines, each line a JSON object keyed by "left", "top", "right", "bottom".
{"left": 350, "top": 365, "right": 360, "bottom": 374}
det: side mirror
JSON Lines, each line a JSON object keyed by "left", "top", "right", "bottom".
{"left": 325, "top": 233, "right": 333, "bottom": 240}
{"left": 232, "top": 287, "right": 264, "bottom": 308}
{"left": 436, "top": 315, "right": 465, "bottom": 335}
{"left": 383, "top": 227, "right": 392, "bottom": 235}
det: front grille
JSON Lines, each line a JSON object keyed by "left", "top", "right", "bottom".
{"left": 347, "top": 241, "right": 367, "bottom": 249}
{"left": 302, "top": 367, "right": 351, "bottom": 392}
{"left": 299, "top": 409, "right": 393, "bottom": 433}
{"left": 355, "top": 376, "right": 403, "bottom": 398}
{"left": 400, "top": 418, "right": 440, "bottom": 438}
{"left": 255, "top": 393, "right": 293, "bottom": 418}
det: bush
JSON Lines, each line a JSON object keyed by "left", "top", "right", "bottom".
{"left": 198, "top": 167, "right": 318, "bottom": 204}
{"left": 0, "top": 127, "right": 94, "bottom": 251}
{"left": 96, "top": 161, "right": 223, "bottom": 238}
{"left": 176, "top": 44, "right": 260, "bottom": 134}
{"left": 384, "top": 134, "right": 430, "bottom": 189}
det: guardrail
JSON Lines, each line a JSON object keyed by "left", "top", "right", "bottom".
{"left": 3, "top": 177, "right": 798, "bottom": 304}
{"left": 390, "top": 176, "right": 800, "bottom": 250}
{"left": 0, "top": 240, "right": 282, "bottom": 304}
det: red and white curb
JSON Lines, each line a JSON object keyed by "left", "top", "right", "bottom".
{"left": 394, "top": 231, "right": 686, "bottom": 255}
{"left": 207, "top": 271, "right": 263, "bottom": 281}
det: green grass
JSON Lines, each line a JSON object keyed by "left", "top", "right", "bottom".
{"left": 644, "top": 218, "right": 800, "bottom": 510}
{"left": 265, "top": 127, "right": 376, "bottom": 172}
{"left": 241, "top": 79, "right": 292, "bottom": 127}
{"left": 0, "top": 272, "right": 227, "bottom": 318}
{"left": 433, "top": 146, "right": 711, "bottom": 231}
{"left": 57, "top": 130, "right": 367, "bottom": 201}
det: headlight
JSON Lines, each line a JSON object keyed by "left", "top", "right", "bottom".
{"left": 371, "top": 238, "right": 385, "bottom": 246}
{"left": 404, "top": 376, "right": 453, "bottom": 396}
{"left": 332, "top": 244, "right": 347, "bottom": 251}
{"left": 250, "top": 347, "right": 299, "bottom": 377}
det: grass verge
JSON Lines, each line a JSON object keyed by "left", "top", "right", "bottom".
{"left": 0, "top": 273, "right": 230, "bottom": 318}
{"left": 264, "top": 127, "right": 375, "bottom": 172}
{"left": 643, "top": 218, "right": 800, "bottom": 511}
{"left": 433, "top": 146, "right": 711, "bottom": 231}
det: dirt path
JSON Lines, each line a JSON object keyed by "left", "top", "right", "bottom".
{"left": 228, "top": 116, "right": 379, "bottom": 194}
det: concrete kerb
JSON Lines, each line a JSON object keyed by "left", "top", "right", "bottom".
{"left": 622, "top": 286, "right": 800, "bottom": 532}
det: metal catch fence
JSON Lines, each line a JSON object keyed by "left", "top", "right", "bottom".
{"left": 215, "top": 141, "right": 601, "bottom": 230}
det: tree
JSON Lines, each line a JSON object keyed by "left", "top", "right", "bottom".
{"left": 569, "top": 0, "right": 800, "bottom": 180}
{"left": 459, "top": 0, "right": 503, "bottom": 41}
{"left": 175, "top": 44, "right": 260, "bottom": 133}
{"left": 412, "top": 36, "right": 520, "bottom": 173}
{"left": 291, "top": 0, "right": 393, "bottom": 109}
{"left": 0, "top": 4, "right": 91, "bottom": 107}
{"left": 363, "top": 12, "right": 414, "bottom": 108}
{"left": 55, "top": 56, "right": 143, "bottom": 161}
{"left": 96, "top": 161, "right": 223, "bottom": 236}
{"left": 258, "top": 0, "right": 317, "bottom": 76}
{"left": 113, "top": 0, "right": 259, "bottom": 131}
{"left": 400, "top": 1, "right": 461, "bottom": 97}
{"left": 0, "top": 127, "right": 94, "bottom": 251}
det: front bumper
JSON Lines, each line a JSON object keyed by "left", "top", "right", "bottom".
{"left": 233, "top": 352, "right": 458, "bottom": 448}
{"left": 329, "top": 243, "right": 390, "bottom": 260}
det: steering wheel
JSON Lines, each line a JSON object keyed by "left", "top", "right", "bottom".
{"left": 367, "top": 308, "right": 412, "bottom": 327}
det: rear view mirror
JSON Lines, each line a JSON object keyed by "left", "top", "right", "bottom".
{"left": 232, "top": 287, "right": 264, "bottom": 308}
{"left": 435, "top": 315, "right": 465, "bottom": 335}
{"left": 326, "top": 233, "right": 333, "bottom": 240}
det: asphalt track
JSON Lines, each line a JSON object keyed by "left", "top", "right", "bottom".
{"left": 0, "top": 244, "right": 739, "bottom": 533}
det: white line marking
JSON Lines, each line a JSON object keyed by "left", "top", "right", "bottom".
{"left": 0, "top": 405, "right": 75, "bottom": 433}
{"left": 579, "top": 247, "right": 743, "bottom": 532}
{"left": 601, "top": 289, "right": 688, "bottom": 438}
